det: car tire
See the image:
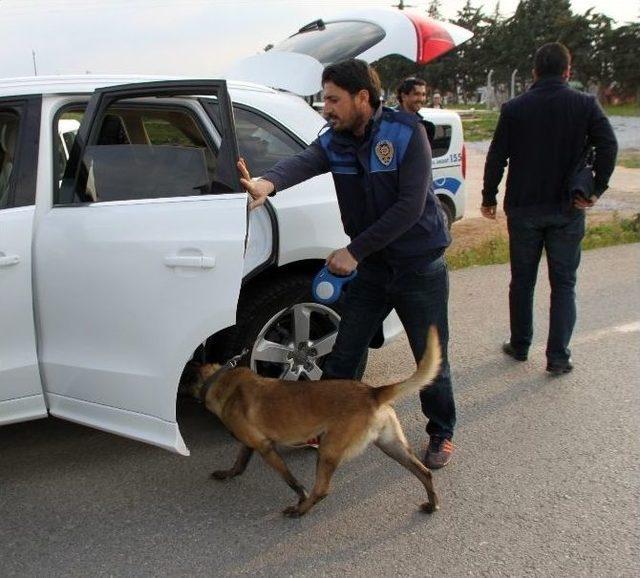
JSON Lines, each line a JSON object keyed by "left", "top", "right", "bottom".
{"left": 221, "top": 273, "right": 367, "bottom": 381}
{"left": 437, "top": 197, "right": 454, "bottom": 230}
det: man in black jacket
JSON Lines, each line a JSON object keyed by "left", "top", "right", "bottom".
{"left": 481, "top": 42, "right": 617, "bottom": 374}
{"left": 241, "top": 59, "right": 456, "bottom": 468}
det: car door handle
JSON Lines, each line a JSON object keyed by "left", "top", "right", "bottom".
{"left": 163, "top": 255, "right": 216, "bottom": 269}
{"left": 0, "top": 254, "right": 21, "bottom": 268}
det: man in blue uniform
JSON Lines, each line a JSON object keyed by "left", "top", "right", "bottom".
{"left": 240, "top": 59, "right": 456, "bottom": 468}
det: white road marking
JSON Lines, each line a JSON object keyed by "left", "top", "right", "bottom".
{"left": 527, "top": 321, "right": 640, "bottom": 355}
{"left": 573, "top": 321, "right": 640, "bottom": 345}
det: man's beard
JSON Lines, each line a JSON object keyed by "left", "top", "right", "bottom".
{"left": 329, "top": 109, "right": 367, "bottom": 134}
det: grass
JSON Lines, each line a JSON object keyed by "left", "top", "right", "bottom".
{"left": 446, "top": 214, "right": 640, "bottom": 270}
{"left": 452, "top": 103, "right": 489, "bottom": 111}
{"left": 461, "top": 111, "right": 499, "bottom": 141}
{"left": 617, "top": 150, "right": 640, "bottom": 169}
{"left": 604, "top": 104, "right": 640, "bottom": 117}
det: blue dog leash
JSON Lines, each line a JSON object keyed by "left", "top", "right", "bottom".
{"left": 312, "top": 265, "right": 357, "bottom": 305}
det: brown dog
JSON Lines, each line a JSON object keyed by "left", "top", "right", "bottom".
{"left": 192, "top": 325, "right": 442, "bottom": 517}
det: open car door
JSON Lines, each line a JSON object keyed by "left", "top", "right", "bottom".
{"left": 226, "top": 7, "right": 473, "bottom": 96}
{"left": 0, "top": 98, "right": 48, "bottom": 426}
{"left": 34, "top": 80, "right": 246, "bottom": 455}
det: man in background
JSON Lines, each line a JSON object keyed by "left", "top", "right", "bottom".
{"left": 396, "top": 76, "right": 435, "bottom": 144}
{"left": 397, "top": 77, "right": 427, "bottom": 114}
{"left": 481, "top": 42, "right": 617, "bottom": 374}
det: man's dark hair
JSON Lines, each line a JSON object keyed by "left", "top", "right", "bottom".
{"left": 396, "top": 77, "right": 427, "bottom": 102}
{"left": 322, "top": 58, "right": 381, "bottom": 108}
{"left": 534, "top": 42, "right": 571, "bottom": 77}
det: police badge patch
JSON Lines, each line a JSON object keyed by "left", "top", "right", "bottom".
{"left": 375, "top": 140, "right": 394, "bottom": 166}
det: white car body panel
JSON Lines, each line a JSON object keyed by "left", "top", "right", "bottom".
{"left": 227, "top": 52, "right": 325, "bottom": 99}
{"left": 243, "top": 205, "right": 273, "bottom": 277}
{"left": 33, "top": 195, "right": 247, "bottom": 454}
{"left": 0, "top": 206, "right": 47, "bottom": 425}
{"left": 339, "top": 8, "right": 419, "bottom": 64}
{"left": 270, "top": 175, "right": 349, "bottom": 265}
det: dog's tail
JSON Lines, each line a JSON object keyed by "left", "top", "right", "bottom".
{"left": 373, "top": 325, "right": 442, "bottom": 406}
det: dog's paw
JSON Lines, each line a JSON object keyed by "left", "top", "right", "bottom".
{"left": 210, "top": 470, "right": 231, "bottom": 480}
{"left": 420, "top": 502, "right": 439, "bottom": 514}
{"left": 282, "top": 505, "right": 303, "bottom": 518}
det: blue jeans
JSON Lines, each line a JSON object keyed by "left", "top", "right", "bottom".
{"left": 507, "top": 210, "right": 585, "bottom": 363}
{"left": 322, "top": 257, "right": 456, "bottom": 439}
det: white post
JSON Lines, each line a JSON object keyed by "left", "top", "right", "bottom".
{"left": 486, "top": 69, "right": 494, "bottom": 109}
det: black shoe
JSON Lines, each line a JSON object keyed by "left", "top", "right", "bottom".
{"left": 546, "top": 359, "right": 573, "bottom": 375}
{"left": 502, "top": 341, "right": 527, "bottom": 361}
{"left": 423, "top": 436, "right": 454, "bottom": 470}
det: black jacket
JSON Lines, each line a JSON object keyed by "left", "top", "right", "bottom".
{"left": 263, "top": 106, "right": 449, "bottom": 266}
{"left": 482, "top": 76, "right": 618, "bottom": 216}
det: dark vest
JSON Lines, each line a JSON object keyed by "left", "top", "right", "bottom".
{"left": 318, "top": 108, "right": 449, "bottom": 265}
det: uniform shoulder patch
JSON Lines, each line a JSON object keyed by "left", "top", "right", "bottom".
{"left": 375, "top": 139, "right": 394, "bottom": 166}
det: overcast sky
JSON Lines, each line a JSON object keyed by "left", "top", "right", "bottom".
{"left": 1, "top": 0, "right": 637, "bottom": 78}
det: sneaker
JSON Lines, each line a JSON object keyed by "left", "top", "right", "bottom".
{"left": 546, "top": 359, "right": 573, "bottom": 375}
{"left": 423, "top": 436, "right": 454, "bottom": 470}
{"left": 502, "top": 340, "right": 528, "bottom": 361}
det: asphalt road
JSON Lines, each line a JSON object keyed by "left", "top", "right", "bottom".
{"left": 2, "top": 244, "right": 639, "bottom": 578}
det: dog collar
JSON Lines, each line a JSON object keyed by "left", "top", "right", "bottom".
{"left": 200, "top": 349, "right": 249, "bottom": 404}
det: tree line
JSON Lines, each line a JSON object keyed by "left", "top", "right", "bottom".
{"left": 375, "top": 0, "right": 639, "bottom": 105}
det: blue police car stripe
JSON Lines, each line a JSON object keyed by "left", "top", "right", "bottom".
{"left": 433, "top": 177, "right": 462, "bottom": 194}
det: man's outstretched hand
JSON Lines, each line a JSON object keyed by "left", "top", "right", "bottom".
{"left": 237, "top": 158, "right": 274, "bottom": 210}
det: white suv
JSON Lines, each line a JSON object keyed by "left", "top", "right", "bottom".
{"left": 0, "top": 8, "right": 471, "bottom": 455}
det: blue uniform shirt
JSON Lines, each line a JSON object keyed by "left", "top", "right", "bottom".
{"left": 262, "top": 105, "right": 450, "bottom": 267}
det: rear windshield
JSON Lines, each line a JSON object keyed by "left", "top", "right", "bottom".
{"left": 273, "top": 21, "right": 386, "bottom": 65}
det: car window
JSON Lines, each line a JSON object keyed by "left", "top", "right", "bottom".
{"left": 55, "top": 110, "right": 83, "bottom": 185}
{"left": 233, "top": 106, "right": 304, "bottom": 176}
{"left": 273, "top": 20, "right": 385, "bottom": 65}
{"left": 71, "top": 104, "right": 230, "bottom": 203}
{"left": 0, "top": 111, "right": 20, "bottom": 210}
{"left": 431, "top": 124, "right": 452, "bottom": 158}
